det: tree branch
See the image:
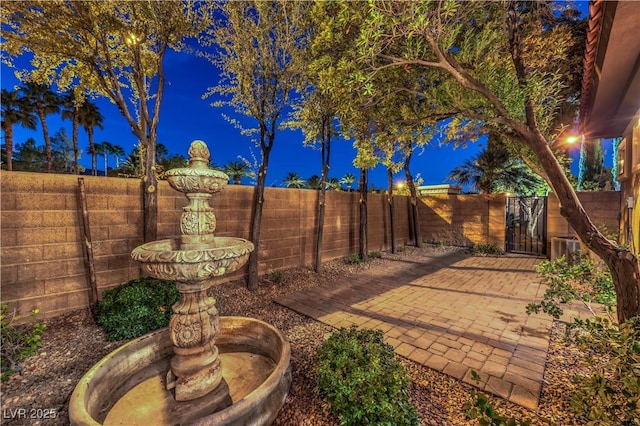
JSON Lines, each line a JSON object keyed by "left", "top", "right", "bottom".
{"left": 506, "top": 1, "right": 538, "bottom": 129}
{"left": 375, "top": 54, "right": 444, "bottom": 71}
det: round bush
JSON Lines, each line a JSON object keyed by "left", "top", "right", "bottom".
{"left": 97, "top": 277, "right": 180, "bottom": 341}
{"left": 317, "top": 326, "right": 420, "bottom": 426}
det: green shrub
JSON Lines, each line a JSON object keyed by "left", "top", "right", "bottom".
{"left": 270, "top": 271, "right": 283, "bottom": 284}
{"left": 472, "top": 243, "right": 504, "bottom": 256}
{"left": 346, "top": 254, "right": 363, "bottom": 264}
{"left": 528, "top": 254, "right": 638, "bottom": 424}
{"left": 316, "top": 326, "right": 419, "bottom": 426}
{"left": 1, "top": 305, "right": 46, "bottom": 381}
{"left": 566, "top": 317, "right": 640, "bottom": 425}
{"left": 369, "top": 251, "right": 382, "bottom": 259}
{"left": 97, "top": 277, "right": 180, "bottom": 341}
{"left": 526, "top": 253, "right": 615, "bottom": 319}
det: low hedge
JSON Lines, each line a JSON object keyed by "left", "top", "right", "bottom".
{"left": 97, "top": 277, "right": 180, "bottom": 341}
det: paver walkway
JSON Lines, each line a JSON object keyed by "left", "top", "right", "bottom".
{"left": 276, "top": 249, "right": 552, "bottom": 409}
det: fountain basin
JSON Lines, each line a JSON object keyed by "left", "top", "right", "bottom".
{"left": 131, "top": 237, "right": 254, "bottom": 282}
{"left": 166, "top": 167, "right": 229, "bottom": 194}
{"left": 69, "top": 317, "right": 292, "bottom": 426}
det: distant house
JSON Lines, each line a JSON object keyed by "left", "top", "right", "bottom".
{"left": 579, "top": 0, "right": 640, "bottom": 254}
{"left": 417, "top": 184, "right": 461, "bottom": 196}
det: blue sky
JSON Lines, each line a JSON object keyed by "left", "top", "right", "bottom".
{"left": 2, "top": 1, "right": 606, "bottom": 190}
{"left": 2, "top": 48, "right": 490, "bottom": 189}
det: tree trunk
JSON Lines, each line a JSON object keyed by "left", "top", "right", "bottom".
{"left": 529, "top": 133, "right": 640, "bottom": 323}
{"left": 39, "top": 108, "right": 52, "bottom": 173}
{"left": 315, "top": 130, "right": 330, "bottom": 274}
{"left": 404, "top": 153, "right": 422, "bottom": 248}
{"left": 609, "top": 256, "right": 640, "bottom": 324}
{"left": 247, "top": 144, "right": 271, "bottom": 291}
{"left": 89, "top": 130, "right": 97, "bottom": 176}
{"left": 315, "top": 188, "right": 327, "bottom": 273}
{"left": 5, "top": 125, "right": 13, "bottom": 171}
{"left": 72, "top": 109, "right": 79, "bottom": 175}
{"left": 502, "top": 1, "right": 639, "bottom": 322}
{"left": 143, "top": 141, "right": 158, "bottom": 243}
{"left": 358, "top": 168, "right": 369, "bottom": 262}
{"left": 387, "top": 167, "right": 396, "bottom": 254}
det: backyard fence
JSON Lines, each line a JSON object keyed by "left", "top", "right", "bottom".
{"left": 0, "top": 171, "right": 621, "bottom": 321}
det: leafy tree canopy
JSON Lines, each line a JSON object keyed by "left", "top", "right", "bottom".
{"left": 311, "top": 1, "right": 586, "bottom": 180}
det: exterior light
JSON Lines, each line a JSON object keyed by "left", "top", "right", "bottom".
{"left": 551, "top": 134, "right": 582, "bottom": 150}
{"left": 126, "top": 33, "right": 140, "bottom": 45}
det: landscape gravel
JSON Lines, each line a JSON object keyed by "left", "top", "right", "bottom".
{"left": 1, "top": 245, "right": 593, "bottom": 425}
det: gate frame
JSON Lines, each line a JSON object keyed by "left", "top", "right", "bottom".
{"left": 505, "top": 196, "right": 548, "bottom": 256}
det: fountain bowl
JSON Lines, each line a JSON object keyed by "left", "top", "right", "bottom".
{"left": 165, "top": 167, "right": 229, "bottom": 194}
{"left": 69, "top": 316, "right": 292, "bottom": 426}
{"left": 131, "top": 237, "right": 254, "bottom": 282}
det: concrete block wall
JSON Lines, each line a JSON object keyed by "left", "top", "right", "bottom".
{"left": 418, "top": 194, "right": 506, "bottom": 247}
{"left": 1, "top": 173, "right": 412, "bottom": 320}
{"left": 546, "top": 191, "right": 621, "bottom": 253}
{"left": 418, "top": 191, "right": 620, "bottom": 252}
{"left": 1, "top": 172, "right": 143, "bottom": 321}
{"left": 157, "top": 185, "right": 412, "bottom": 274}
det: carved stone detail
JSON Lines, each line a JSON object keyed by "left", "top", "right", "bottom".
{"left": 167, "top": 172, "right": 229, "bottom": 194}
{"left": 130, "top": 140, "right": 255, "bottom": 402}
{"left": 169, "top": 291, "right": 217, "bottom": 349}
{"left": 181, "top": 211, "right": 217, "bottom": 235}
{"left": 188, "top": 140, "right": 210, "bottom": 163}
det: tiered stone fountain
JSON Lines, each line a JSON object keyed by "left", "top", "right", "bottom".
{"left": 69, "top": 141, "right": 291, "bottom": 426}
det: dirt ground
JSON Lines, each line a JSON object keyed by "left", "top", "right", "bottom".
{"left": 1, "top": 246, "right": 592, "bottom": 425}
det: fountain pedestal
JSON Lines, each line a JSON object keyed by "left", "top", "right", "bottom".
{"left": 133, "top": 140, "right": 254, "bottom": 402}
{"left": 167, "top": 280, "right": 223, "bottom": 400}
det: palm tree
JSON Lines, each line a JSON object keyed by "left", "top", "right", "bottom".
{"left": 111, "top": 144, "right": 126, "bottom": 169}
{"left": 326, "top": 177, "right": 341, "bottom": 191}
{"left": 119, "top": 147, "right": 143, "bottom": 178}
{"left": 223, "top": 160, "right": 253, "bottom": 185}
{"left": 282, "top": 172, "right": 305, "bottom": 188}
{"left": 61, "top": 91, "right": 82, "bottom": 174}
{"left": 306, "top": 175, "right": 322, "bottom": 190}
{"left": 95, "top": 141, "right": 115, "bottom": 176}
{"left": 339, "top": 173, "right": 356, "bottom": 191}
{"left": 1, "top": 89, "right": 36, "bottom": 171}
{"left": 78, "top": 99, "right": 104, "bottom": 176}
{"left": 20, "top": 82, "right": 60, "bottom": 172}
{"left": 447, "top": 145, "right": 544, "bottom": 195}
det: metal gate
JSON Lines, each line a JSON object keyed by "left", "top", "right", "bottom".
{"left": 505, "top": 196, "right": 547, "bottom": 255}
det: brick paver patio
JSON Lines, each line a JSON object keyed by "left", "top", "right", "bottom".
{"left": 276, "top": 249, "right": 552, "bottom": 409}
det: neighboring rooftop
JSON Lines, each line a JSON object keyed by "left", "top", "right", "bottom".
{"left": 417, "top": 184, "right": 462, "bottom": 195}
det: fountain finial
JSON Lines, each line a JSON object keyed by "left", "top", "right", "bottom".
{"left": 188, "top": 140, "right": 210, "bottom": 169}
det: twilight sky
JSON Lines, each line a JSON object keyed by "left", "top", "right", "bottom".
{"left": 2, "top": 1, "right": 606, "bottom": 190}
